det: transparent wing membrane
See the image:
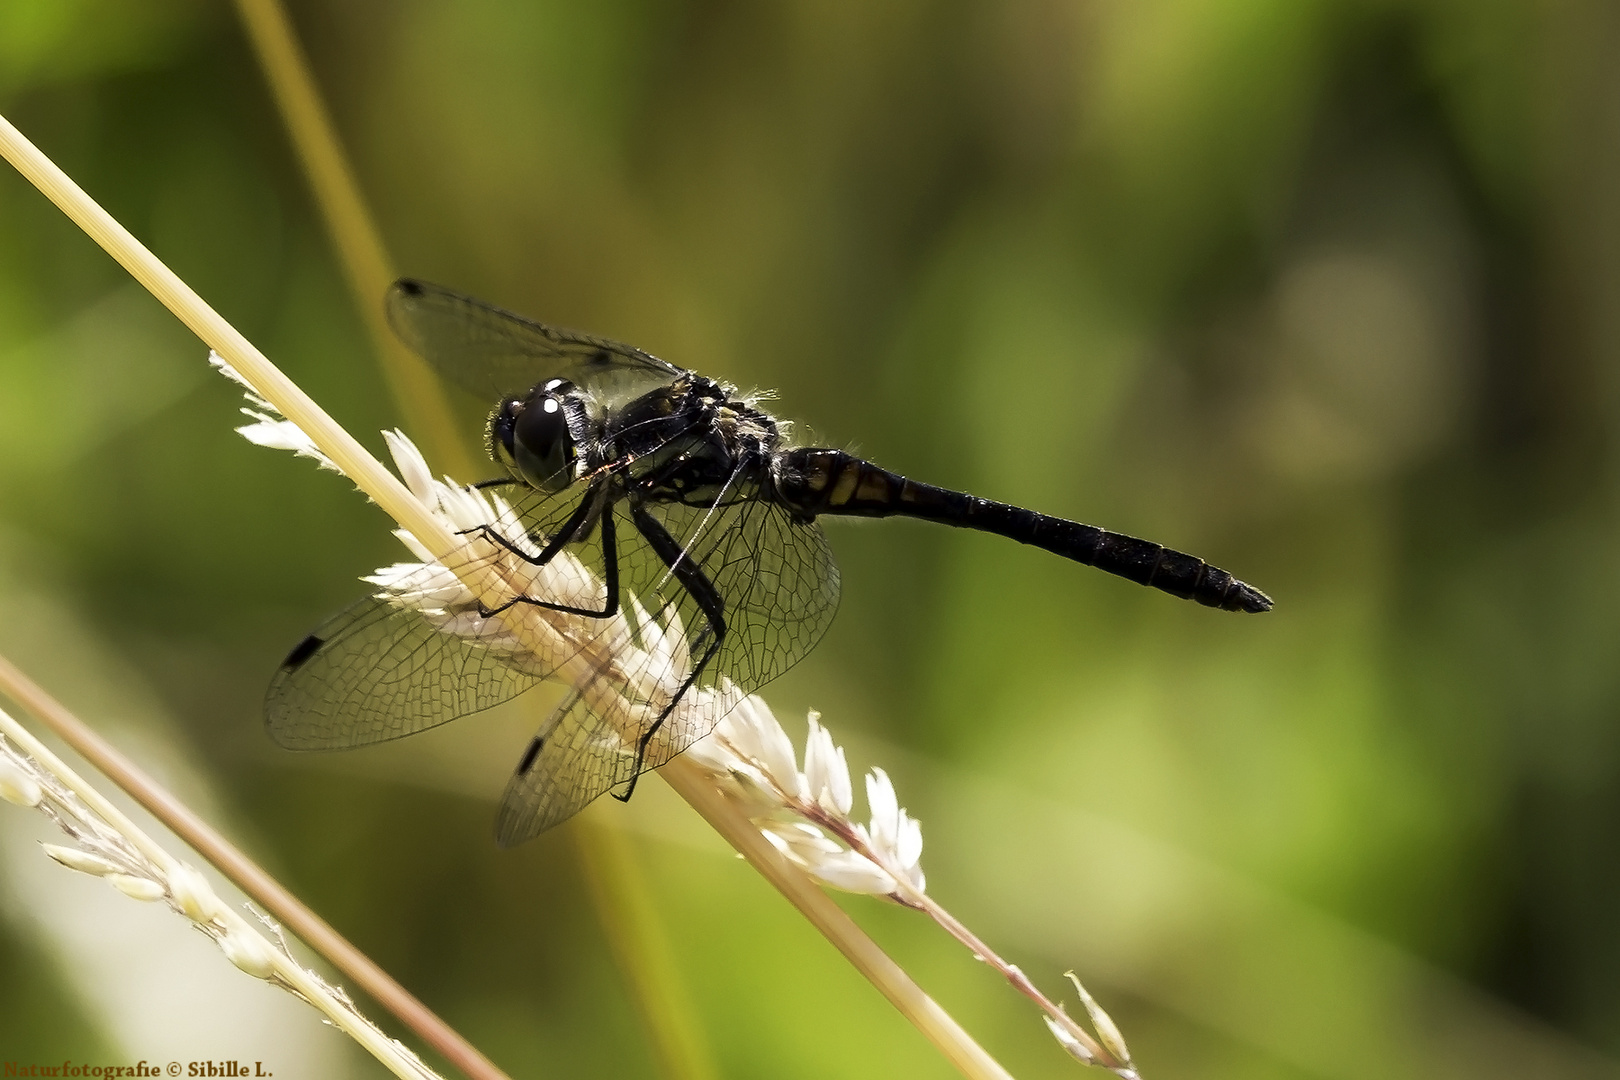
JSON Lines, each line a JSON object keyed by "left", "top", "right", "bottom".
{"left": 264, "top": 591, "right": 543, "bottom": 750}
{"left": 385, "top": 279, "right": 682, "bottom": 400}
{"left": 491, "top": 490, "right": 839, "bottom": 844}
{"left": 266, "top": 474, "right": 605, "bottom": 737}
{"left": 267, "top": 456, "right": 840, "bottom": 839}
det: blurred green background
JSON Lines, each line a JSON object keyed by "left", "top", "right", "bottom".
{"left": 3, "top": 1, "right": 1620, "bottom": 1077}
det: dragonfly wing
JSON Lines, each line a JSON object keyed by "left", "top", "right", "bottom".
{"left": 643, "top": 493, "right": 841, "bottom": 691}
{"left": 264, "top": 591, "right": 542, "bottom": 750}
{"left": 265, "top": 480, "right": 611, "bottom": 750}
{"left": 495, "top": 684, "right": 630, "bottom": 844}
{"left": 490, "top": 493, "right": 841, "bottom": 841}
{"left": 386, "top": 278, "right": 684, "bottom": 399}
{"left": 491, "top": 616, "right": 750, "bottom": 845}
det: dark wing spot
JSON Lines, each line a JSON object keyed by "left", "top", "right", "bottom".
{"left": 395, "top": 278, "right": 425, "bottom": 297}
{"left": 517, "top": 736, "right": 545, "bottom": 774}
{"left": 281, "top": 634, "right": 324, "bottom": 671}
{"left": 589, "top": 348, "right": 612, "bottom": 367}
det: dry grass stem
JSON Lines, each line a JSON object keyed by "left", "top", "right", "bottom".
{"left": 0, "top": 654, "right": 509, "bottom": 1080}
{"left": 0, "top": 703, "right": 441, "bottom": 1080}
{"left": 230, "top": 0, "right": 467, "bottom": 470}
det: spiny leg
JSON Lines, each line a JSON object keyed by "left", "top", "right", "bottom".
{"left": 468, "top": 482, "right": 622, "bottom": 619}
{"left": 611, "top": 503, "right": 727, "bottom": 803}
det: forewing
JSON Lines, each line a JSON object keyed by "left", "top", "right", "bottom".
{"left": 264, "top": 594, "right": 542, "bottom": 750}
{"left": 493, "top": 493, "right": 841, "bottom": 843}
{"left": 266, "top": 479, "right": 612, "bottom": 751}
{"left": 386, "top": 279, "right": 684, "bottom": 398}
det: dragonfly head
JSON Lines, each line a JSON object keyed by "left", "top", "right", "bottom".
{"left": 489, "top": 378, "right": 582, "bottom": 492}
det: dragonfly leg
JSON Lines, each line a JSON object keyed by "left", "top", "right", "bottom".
{"left": 462, "top": 479, "right": 594, "bottom": 567}
{"left": 462, "top": 482, "right": 622, "bottom": 619}
{"left": 612, "top": 504, "right": 727, "bottom": 802}
{"left": 478, "top": 506, "right": 622, "bottom": 620}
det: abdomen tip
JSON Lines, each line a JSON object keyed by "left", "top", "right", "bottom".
{"left": 1231, "top": 584, "right": 1274, "bottom": 613}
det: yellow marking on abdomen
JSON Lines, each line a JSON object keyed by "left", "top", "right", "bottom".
{"left": 855, "top": 469, "right": 891, "bottom": 503}
{"left": 827, "top": 464, "right": 860, "bottom": 506}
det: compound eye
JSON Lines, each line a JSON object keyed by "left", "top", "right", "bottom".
{"left": 490, "top": 398, "right": 522, "bottom": 464}
{"left": 511, "top": 388, "right": 576, "bottom": 491}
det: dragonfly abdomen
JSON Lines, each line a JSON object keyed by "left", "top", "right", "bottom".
{"left": 776, "top": 448, "right": 1271, "bottom": 613}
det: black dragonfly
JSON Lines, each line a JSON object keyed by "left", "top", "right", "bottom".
{"left": 267, "top": 279, "right": 1272, "bottom": 844}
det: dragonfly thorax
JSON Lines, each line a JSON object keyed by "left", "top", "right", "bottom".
{"left": 610, "top": 376, "right": 781, "bottom": 506}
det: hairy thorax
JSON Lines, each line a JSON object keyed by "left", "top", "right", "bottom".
{"left": 609, "top": 376, "right": 781, "bottom": 508}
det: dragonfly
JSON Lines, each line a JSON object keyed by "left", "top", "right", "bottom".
{"left": 266, "top": 279, "right": 1272, "bottom": 844}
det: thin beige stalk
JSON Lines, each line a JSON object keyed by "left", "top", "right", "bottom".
{"left": 790, "top": 781, "right": 1132, "bottom": 1073}
{"left": 661, "top": 763, "right": 1016, "bottom": 1080}
{"left": 0, "top": 702, "right": 438, "bottom": 1080}
{"left": 913, "top": 894, "right": 1128, "bottom": 1071}
{"left": 230, "top": 0, "right": 466, "bottom": 470}
{"left": 228, "top": 7, "right": 717, "bottom": 1076}
{"left": 0, "top": 654, "right": 510, "bottom": 1080}
{"left": 0, "top": 112, "right": 454, "bottom": 561}
{"left": 0, "top": 111, "right": 1014, "bottom": 1080}
{"left": 573, "top": 821, "right": 719, "bottom": 1080}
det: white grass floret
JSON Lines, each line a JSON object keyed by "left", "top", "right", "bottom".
{"left": 383, "top": 429, "right": 435, "bottom": 499}
{"left": 1044, "top": 1014, "right": 1097, "bottom": 1064}
{"left": 276, "top": 423, "right": 930, "bottom": 905}
{"left": 106, "top": 873, "right": 167, "bottom": 901}
{"left": 687, "top": 697, "right": 925, "bottom": 901}
{"left": 1068, "top": 971, "right": 1132, "bottom": 1069}
{"left": 221, "top": 925, "right": 279, "bottom": 979}
{"left": 41, "top": 843, "right": 125, "bottom": 876}
{"left": 170, "top": 862, "right": 227, "bottom": 925}
{"left": 0, "top": 755, "right": 42, "bottom": 806}
{"left": 214, "top": 352, "right": 341, "bottom": 471}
